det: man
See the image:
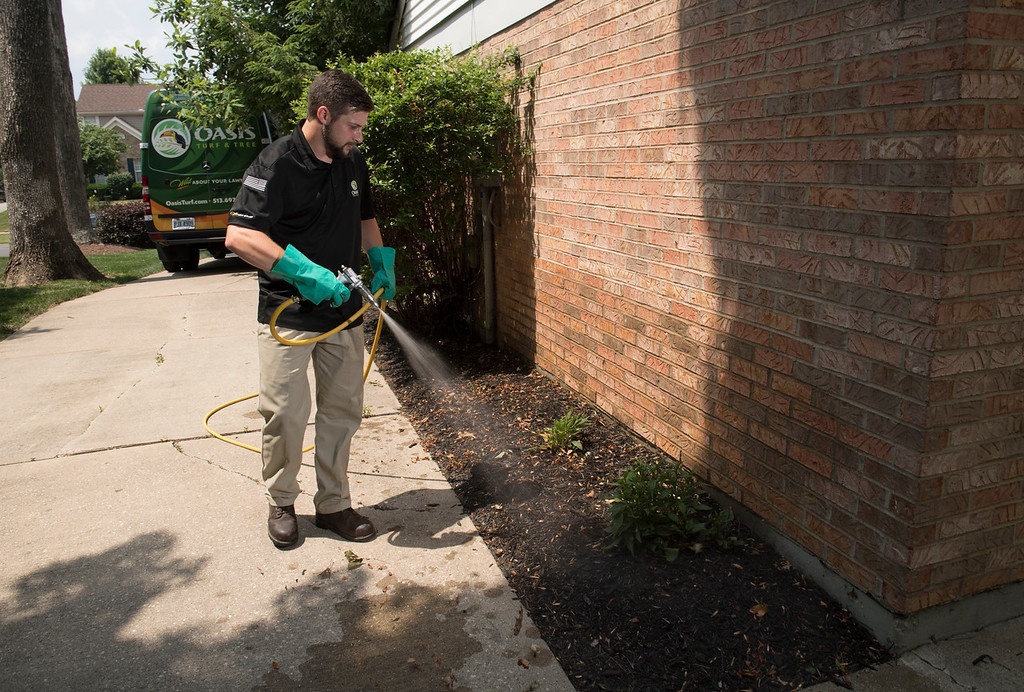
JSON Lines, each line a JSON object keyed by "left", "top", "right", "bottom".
{"left": 225, "top": 70, "right": 397, "bottom": 550}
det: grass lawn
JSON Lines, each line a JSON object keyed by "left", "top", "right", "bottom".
{"left": 0, "top": 248, "right": 163, "bottom": 340}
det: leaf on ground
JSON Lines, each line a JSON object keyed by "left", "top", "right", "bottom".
{"left": 345, "top": 549, "right": 364, "bottom": 570}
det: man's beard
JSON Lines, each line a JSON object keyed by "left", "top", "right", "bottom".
{"left": 321, "top": 124, "right": 350, "bottom": 159}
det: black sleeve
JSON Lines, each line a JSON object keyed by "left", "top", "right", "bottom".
{"left": 229, "top": 161, "right": 282, "bottom": 233}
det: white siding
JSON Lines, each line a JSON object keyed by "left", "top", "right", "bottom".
{"left": 398, "top": 0, "right": 557, "bottom": 52}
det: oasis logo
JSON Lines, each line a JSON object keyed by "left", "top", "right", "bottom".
{"left": 194, "top": 126, "right": 257, "bottom": 142}
{"left": 151, "top": 119, "right": 191, "bottom": 158}
{"left": 151, "top": 120, "right": 257, "bottom": 158}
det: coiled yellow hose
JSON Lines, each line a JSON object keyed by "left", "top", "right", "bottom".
{"left": 203, "top": 288, "right": 388, "bottom": 453}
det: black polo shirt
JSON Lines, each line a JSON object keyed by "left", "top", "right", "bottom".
{"left": 229, "top": 123, "right": 376, "bottom": 331}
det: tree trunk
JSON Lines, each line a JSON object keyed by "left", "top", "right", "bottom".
{"left": 0, "top": 0, "right": 103, "bottom": 286}
{"left": 50, "top": 0, "right": 95, "bottom": 243}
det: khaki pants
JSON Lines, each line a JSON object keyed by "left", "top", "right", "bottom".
{"left": 257, "top": 323, "right": 364, "bottom": 513}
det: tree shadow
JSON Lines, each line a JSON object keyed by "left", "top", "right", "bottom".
{"left": 1, "top": 532, "right": 209, "bottom": 689}
{"left": 0, "top": 525, "right": 544, "bottom": 690}
{"left": 493, "top": 58, "right": 539, "bottom": 359}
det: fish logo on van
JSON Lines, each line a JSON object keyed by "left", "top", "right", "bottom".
{"left": 151, "top": 119, "right": 191, "bottom": 159}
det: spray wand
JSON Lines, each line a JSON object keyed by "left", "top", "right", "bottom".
{"left": 338, "top": 266, "right": 381, "bottom": 311}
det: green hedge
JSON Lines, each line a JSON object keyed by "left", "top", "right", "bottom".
{"left": 330, "top": 48, "right": 531, "bottom": 333}
{"left": 105, "top": 172, "right": 135, "bottom": 200}
{"left": 87, "top": 180, "right": 143, "bottom": 201}
{"left": 95, "top": 201, "right": 152, "bottom": 247}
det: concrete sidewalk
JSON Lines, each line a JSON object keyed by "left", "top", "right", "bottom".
{"left": 0, "top": 257, "right": 574, "bottom": 691}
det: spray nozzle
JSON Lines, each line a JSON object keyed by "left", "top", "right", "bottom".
{"left": 338, "top": 265, "right": 380, "bottom": 310}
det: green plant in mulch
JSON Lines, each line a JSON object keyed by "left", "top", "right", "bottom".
{"left": 540, "top": 408, "right": 590, "bottom": 453}
{"left": 606, "top": 459, "right": 737, "bottom": 562}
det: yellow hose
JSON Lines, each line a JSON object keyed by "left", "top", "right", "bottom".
{"left": 203, "top": 288, "right": 388, "bottom": 453}
{"left": 203, "top": 392, "right": 262, "bottom": 453}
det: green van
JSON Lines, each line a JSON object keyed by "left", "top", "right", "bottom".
{"left": 141, "top": 91, "right": 273, "bottom": 272}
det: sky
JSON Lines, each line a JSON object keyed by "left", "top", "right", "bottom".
{"left": 62, "top": 0, "right": 175, "bottom": 97}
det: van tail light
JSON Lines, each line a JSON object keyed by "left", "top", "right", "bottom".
{"left": 141, "top": 175, "right": 153, "bottom": 221}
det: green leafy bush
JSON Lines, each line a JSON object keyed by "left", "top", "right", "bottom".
{"left": 79, "top": 120, "right": 126, "bottom": 178}
{"left": 606, "top": 460, "right": 737, "bottom": 562}
{"left": 330, "top": 48, "right": 532, "bottom": 333}
{"left": 541, "top": 409, "right": 590, "bottom": 453}
{"left": 105, "top": 173, "right": 135, "bottom": 200}
{"left": 95, "top": 201, "right": 152, "bottom": 247}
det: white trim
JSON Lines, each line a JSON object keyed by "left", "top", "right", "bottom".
{"left": 400, "top": 0, "right": 557, "bottom": 52}
{"left": 100, "top": 116, "right": 142, "bottom": 140}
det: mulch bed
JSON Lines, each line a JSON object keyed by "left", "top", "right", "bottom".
{"left": 366, "top": 321, "right": 892, "bottom": 691}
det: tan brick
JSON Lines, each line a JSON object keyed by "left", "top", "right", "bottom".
{"left": 825, "top": 550, "right": 879, "bottom": 594}
{"left": 892, "top": 585, "right": 963, "bottom": 615}
{"left": 862, "top": 188, "right": 921, "bottom": 214}
{"left": 835, "top": 110, "right": 888, "bottom": 135}
{"left": 962, "top": 73, "right": 1019, "bottom": 99}
{"left": 790, "top": 442, "right": 833, "bottom": 477}
{"left": 899, "top": 45, "right": 966, "bottom": 76}
{"left": 795, "top": 13, "right": 842, "bottom": 41}
{"left": 845, "top": 57, "right": 896, "bottom": 87}
{"left": 908, "top": 537, "right": 970, "bottom": 568}
{"left": 983, "top": 162, "right": 1024, "bottom": 187}
{"left": 895, "top": 105, "right": 988, "bottom": 132}
{"left": 991, "top": 104, "right": 1024, "bottom": 129}
{"left": 770, "top": 45, "right": 814, "bottom": 71}
{"left": 968, "top": 12, "right": 1024, "bottom": 41}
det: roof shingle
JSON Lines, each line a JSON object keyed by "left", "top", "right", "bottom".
{"left": 76, "top": 83, "right": 156, "bottom": 115}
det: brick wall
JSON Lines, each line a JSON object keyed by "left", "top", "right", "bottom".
{"left": 480, "top": 0, "right": 1024, "bottom": 619}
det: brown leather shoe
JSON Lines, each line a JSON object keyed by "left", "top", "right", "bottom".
{"left": 315, "top": 508, "right": 376, "bottom": 542}
{"left": 268, "top": 504, "right": 298, "bottom": 549}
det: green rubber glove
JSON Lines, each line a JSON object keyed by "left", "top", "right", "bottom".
{"left": 367, "top": 245, "right": 396, "bottom": 300}
{"left": 271, "top": 244, "right": 351, "bottom": 307}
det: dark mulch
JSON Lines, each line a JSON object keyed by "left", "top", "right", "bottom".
{"left": 367, "top": 319, "right": 892, "bottom": 691}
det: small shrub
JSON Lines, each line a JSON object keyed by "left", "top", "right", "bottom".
{"left": 105, "top": 172, "right": 135, "bottom": 200}
{"left": 95, "top": 201, "right": 152, "bottom": 247}
{"left": 541, "top": 409, "right": 590, "bottom": 453}
{"left": 130, "top": 182, "right": 144, "bottom": 199}
{"left": 606, "top": 460, "right": 737, "bottom": 562}
{"left": 86, "top": 183, "right": 107, "bottom": 199}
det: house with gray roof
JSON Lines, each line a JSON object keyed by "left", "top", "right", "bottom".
{"left": 75, "top": 83, "right": 156, "bottom": 182}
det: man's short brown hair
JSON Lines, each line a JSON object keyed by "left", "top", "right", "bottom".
{"left": 306, "top": 70, "right": 374, "bottom": 119}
